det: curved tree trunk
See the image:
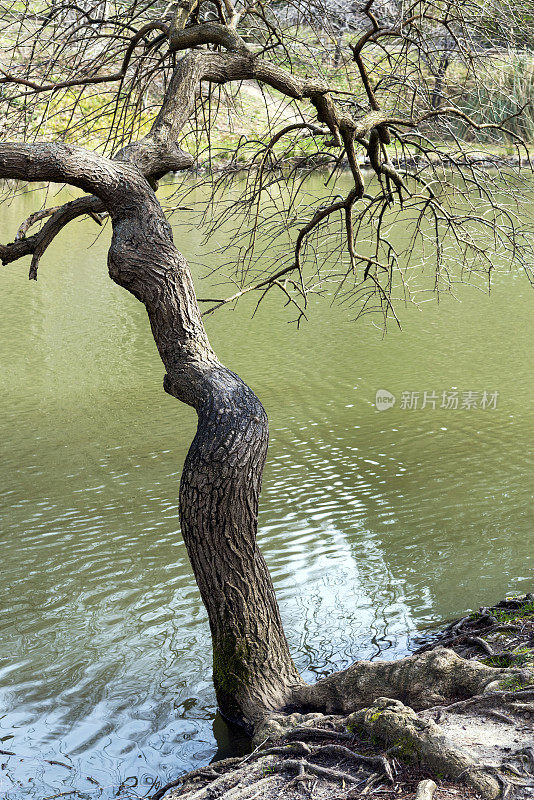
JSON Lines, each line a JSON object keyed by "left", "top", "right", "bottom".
{"left": 103, "top": 156, "right": 303, "bottom": 728}
{"left": 179, "top": 370, "right": 302, "bottom": 725}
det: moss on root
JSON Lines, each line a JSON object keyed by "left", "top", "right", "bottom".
{"left": 494, "top": 600, "right": 534, "bottom": 623}
{"left": 392, "top": 736, "right": 419, "bottom": 763}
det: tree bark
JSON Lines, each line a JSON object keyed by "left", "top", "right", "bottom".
{"left": 179, "top": 370, "right": 302, "bottom": 725}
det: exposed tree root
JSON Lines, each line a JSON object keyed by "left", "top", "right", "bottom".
{"left": 151, "top": 758, "right": 244, "bottom": 800}
{"left": 428, "top": 686, "right": 534, "bottom": 722}
{"left": 157, "top": 595, "right": 534, "bottom": 800}
{"left": 277, "top": 757, "right": 362, "bottom": 785}
{"left": 516, "top": 747, "right": 534, "bottom": 775}
{"left": 284, "top": 726, "right": 354, "bottom": 742}
{"left": 288, "top": 647, "right": 526, "bottom": 713}
{"left": 415, "top": 594, "right": 534, "bottom": 664}
{"left": 347, "top": 697, "right": 502, "bottom": 798}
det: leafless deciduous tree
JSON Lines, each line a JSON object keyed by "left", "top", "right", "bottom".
{"left": 0, "top": 1, "right": 533, "bottom": 795}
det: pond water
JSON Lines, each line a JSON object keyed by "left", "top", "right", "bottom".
{"left": 0, "top": 179, "right": 533, "bottom": 799}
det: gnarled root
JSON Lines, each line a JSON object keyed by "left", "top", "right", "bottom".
{"left": 159, "top": 697, "right": 517, "bottom": 800}
{"left": 160, "top": 735, "right": 393, "bottom": 799}
{"left": 290, "top": 646, "right": 529, "bottom": 713}
{"left": 348, "top": 697, "right": 502, "bottom": 798}
{"left": 428, "top": 686, "right": 534, "bottom": 722}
